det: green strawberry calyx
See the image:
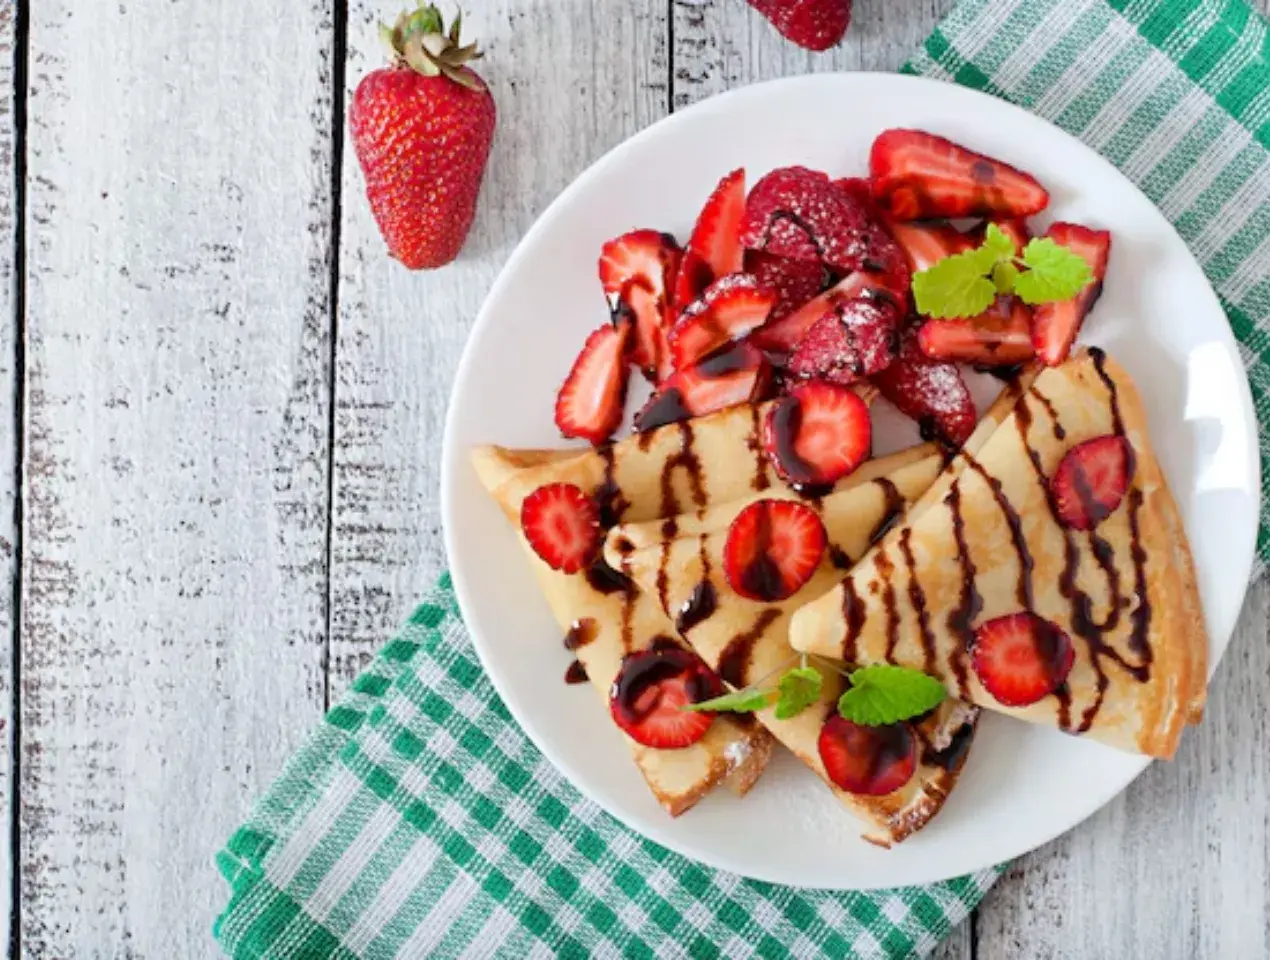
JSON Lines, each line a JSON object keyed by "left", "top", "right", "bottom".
{"left": 379, "top": 5, "right": 483, "bottom": 91}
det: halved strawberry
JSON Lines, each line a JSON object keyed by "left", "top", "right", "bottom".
{"left": 787, "top": 291, "right": 903, "bottom": 384}
{"left": 762, "top": 381, "right": 871, "bottom": 489}
{"left": 1051, "top": 434, "right": 1133, "bottom": 530}
{"left": 745, "top": 251, "right": 828, "bottom": 323}
{"left": 1030, "top": 222, "right": 1111, "bottom": 366}
{"left": 724, "top": 499, "right": 827, "bottom": 601}
{"left": 668, "top": 274, "right": 777, "bottom": 369}
{"left": 634, "top": 342, "right": 771, "bottom": 432}
{"left": 599, "top": 229, "right": 681, "bottom": 379}
{"left": 554, "top": 320, "right": 632, "bottom": 444}
{"left": 521, "top": 482, "right": 601, "bottom": 574}
{"left": 672, "top": 249, "right": 716, "bottom": 313}
{"left": 818, "top": 715, "right": 916, "bottom": 796}
{"left": 750, "top": 271, "right": 907, "bottom": 357}
{"left": 917, "top": 296, "right": 1035, "bottom": 366}
{"left": 741, "top": 166, "right": 911, "bottom": 283}
{"left": 967, "top": 217, "right": 1031, "bottom": 254}
{"left": 971, "top": 613, "right": 1074, "bottom": 707}
{"left": 870, "top": 129, "right": 1050, "bottom": 221}
{"left": 887, "top": 220, "right": 971, "bottom": 273}
{"left": 872, "top": 326, "right": 976, "bottom": 448}
{"left": 688, "top": 168, "right": 747, "bottom": 280}
{"left": 609, "top": 647, "right": 723, "bottom": 749}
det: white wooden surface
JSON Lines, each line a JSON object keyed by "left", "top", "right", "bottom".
{"left": 2, "top": 0, "right": 1267, "bottom": 956}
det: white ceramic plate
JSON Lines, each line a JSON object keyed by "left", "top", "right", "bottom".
{"left": 441, "top": 74, "right": 1259, "bottom": 890}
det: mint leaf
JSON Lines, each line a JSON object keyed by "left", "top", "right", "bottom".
{"left": 1014, "top": 237, "right": 1094, "bottom": 304}
{"left": 683, "top": 687, "right": 775, "bottom": 714}
{"left": 911, "top": 251, "right": 998, "bottom": 319}
{"left": 992, "top": 260, "right": 1019, "bottom": 294}
{"left": 979, "top": 222, "right": 1017, "bottom": 265}
{"left": 836, "top": 664, "right": 947, "bottom": 726}
{"left": 774, "top": 666, "right": 823, "bottom": 720}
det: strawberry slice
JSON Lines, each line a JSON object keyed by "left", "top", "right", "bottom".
{"left": 741, "top": 166, "right": 911, "bottom": 284}
{"left": 870, "top": 129, "right": 1050, "bottom": 221}
{"left": 634, "top": 342, "right": 771, "bottom": 432}
{"left": 762, "top": 381, "right": 871, "bottom": 489}
{"left": 1030, "top": 222, "right": 1112, "bottom": 366}
{"left": 688, "top": 168, "right": 747, "bottom": 280}
{"left": 1051, "top": 434, "right": 1133, "bottom": 530}
{"left": 917, "top": 295, "right": 1035, "bottom": 366}
{"left": 887, "top": 220, "right": 972, "bottom": 273}
{"left": 872, "top": 326, "right": 976, "bottom": 448}
{"left": 668, "top": 274, "right": 777, "bottom": 369}
{"left": 787, "top": 290, "right": 903, "bottom": 385}
{"left": 745, "top": 251, "right": 828, "bottom": 323}
{"left": 967, "top": 217, "right": 1031, "bottom": 254}
{"left": 818, "top": 715, "right": 916, "bottom": 796}
{"left": 672, "top": 249, "right": 716, "bottom": 313}
{"left": 724, "top": 499, "right": 827, "bottom": 602}
{"left": 750, "top": 271, "right": 907, "bottom": 358}
{"left": 520, "top": 482, "right": 601, "bottom": 574}
{"left": 971, "top": 613, "right": 1075, "bottom": 707}
{"left": 599, "top": 229, "right": 681, "bottom": 379}
{"left": 609, "top": 647, "right": 723, "bottom": 749}
{"left": 554, "top": 320, "right": 632, "bottom": 444}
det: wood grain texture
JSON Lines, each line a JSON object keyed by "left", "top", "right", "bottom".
{"left": 0, "top": 3, "right": 16, "bottom": 952}
{"left": 20, "top": 0, "right": 334, "bottom": 953}
{"left": 329, "top": 0, "right": 670, "bottom": 691}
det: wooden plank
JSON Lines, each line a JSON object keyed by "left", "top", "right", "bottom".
{"left": 329, "top": 0, "right": 670, "bottom": 690}
{"left": 19, "top": 0, "right": 334, "bottom": 953}
{"left": 0, "top": 2, "right": 17, "bottom": 953}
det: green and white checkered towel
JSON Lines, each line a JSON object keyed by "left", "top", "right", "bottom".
{"left": 216, "top": 0, "right": 1270, "bottom": 956}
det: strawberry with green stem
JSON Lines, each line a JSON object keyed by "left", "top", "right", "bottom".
{"left": 350, "top": 5, "right": 496, "bottom": 269}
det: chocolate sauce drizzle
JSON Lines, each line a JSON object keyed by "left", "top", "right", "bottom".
{"left": 676, "top": 580, "right": 718, "bottom": 635}
{"left": 867, "top": 477, "right": 904, "bottom": 547}
{"left": 944, "top": 483, "right": 980, "bottom": 698}
{"left": 920, "top": 717, "right": 976, "bottom": 771}
{"left": 563, "top": 618, "right": 597, "bottom": 651}
{"left": 564, "top": 660, "right": 588, "bottom": 684}
{"left": 717, "top": 609, "right": 782, "bottom": 687}
{"left": 841, "top": 578, "right": 865, "bottom": 666}
{"left": 747, "top": 403, "right": 771, "bottom": 493}
{"left": 874, "top": 548, "right": 902, "bottom": 664}
{"left": 897, "top": 527, "right": 937, "bottom": 675}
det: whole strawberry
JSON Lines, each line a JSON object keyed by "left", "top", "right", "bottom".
{"left": 350, "top": 6, "right": 496, "bottom": 269}
{"left": 746, "top": 0, "right": 851, "bottom": 51}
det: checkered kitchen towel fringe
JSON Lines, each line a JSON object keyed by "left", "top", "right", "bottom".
{"left": 216, "top": 1, "right": 1270, "bottom": 957}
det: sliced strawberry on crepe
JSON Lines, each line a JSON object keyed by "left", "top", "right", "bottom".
{"left": 599, "top": 229, "right": 681, "bottom": 380}
{"left": 609, "top": 647, "right": 724, "bottom": 749}
{"left": 872, "top": 326, "right": 976, "bottom": 448}
{"left": 888, "top": 220, "right": 972, "bottom": 273}
{"left": 741, "top": 166, "right": 911, "bottom": 283}
{"left": 750, "top": 270, "right": 907, "bottom": 358}
{"left": 917, "top": 295, "right": 1035, "bottom": 366}
{"left": 787, "top": 289, "right": 903, "bottom": 384}
{"left": 723, "top": 499, "right": 827, "bottom": 601}
{"left": 971, "top": 613, "right": 1075, "bottom": 708}
{"left": 819, "top": 716, "right": 917, "bottom": 796}
{"left": 870, "top": 129, "right": 1049, "bottom": 221}
{"left": 1030, "top": 222, "right": 1112, "bottom": 366}
{"left": 762, "top": 380, "right": 872, "bottom": 489}
{"left": 520, "top": 482, "right": 602, "bottom": 574}
{"left": 1051, "top": 434, "right": 1133, "bottom": 530}
{"left": 634, "top": 342, "right": 772, "bottom": 432}
{"left": 688, "top": 168, "right": 747, "bottom": 280}
{"left": 555, "top": 320, "right": 632, "bottom": 444}
{"left": 745, "top": 251, "right": 828, "bottom": 323}
{"left": 668, "top": 273, "right": 777, "bottom": 369}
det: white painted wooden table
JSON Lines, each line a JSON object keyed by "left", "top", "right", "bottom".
{"left": 1, "top": 0, "right": 1267, "bottom": 956}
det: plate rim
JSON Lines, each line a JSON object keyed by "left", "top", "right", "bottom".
{"left": 440, "top": 71, "right": 1261, "bottom": 890}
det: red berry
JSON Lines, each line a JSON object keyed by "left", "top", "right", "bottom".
{"left": 967, "top": 217, "right": 1031, "bottom": 254}
{"left": 668, "top": 274, "right": 776, "bottom": 369}
{"left": 971, "top": 613, "right": 1075, "bottom": 707}
{"left": 1051, "top": 435, "right": 1134, "bottom": 531}
{"left": 818, "top": 715, "right": 916, "bottom": 796}
{"left": 688, "top": 169, "right": 747, "bottom": 280}
{"left": 870, "top": 129, "right": 1049, "bottom": 221}
{"left": 887, "top": 220, "right": 973, "bottom": 273}
{"left": 871, "top": 327, "right": 977, "bottom": 448}
{"left": 917, "top": 296, "right": 1035, "bottom": 366}
{"left": 750, "top": 271, "right": 907, "bottom": 358}
{"left": 599, "top": 230, "right": 682, "bottom": 381}
{"left": 635, "top": 342, "right": 772, "bottom": 432}
{"left": 786, "top": 289, "right": 903, "bottom": 385}
{"left": 724, "top": 499, "right": 827, "bottom": 602}
{"left": 554, "top": 321, "right": 632, "bottom": 445}
{"left": 672, "top": 250, "right": 717, "bottom": 314}
{"left": 1030, "top": 223, "right": 1112, "bottom": 366}
{"left": 762, "top": 381, "right": 871, "bottom": 489}
{"left": 745, "top": 251, "right": 829, "bottom": 324}
{"left": 520, "top": 483, "right": 601, "bottom": 574}
{"left": 610, "top": 647, "right": 723, "bottom": 749}
{"left": 746, "top": 0, "right": 852, "bottom": 51}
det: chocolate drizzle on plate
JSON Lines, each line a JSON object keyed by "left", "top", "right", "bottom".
{"left": 717, "top": 609, "right": 782, "bottom": 687}
{"left": 564, "top": 660, "right": 588, "bottom": 685}
{"left": 563, "top": 618, "right": 597, "bottom": 651}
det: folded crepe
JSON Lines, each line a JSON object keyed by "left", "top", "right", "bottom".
{"left": 789, "top": 348, "right": 1207, "bottom": 758}
{"left": 605, "top": 445, "right": 980, "bottom": 845}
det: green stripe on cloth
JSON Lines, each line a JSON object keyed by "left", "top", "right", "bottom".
{"left": 217, "top": 0, "right": 1270, "bottom": 956}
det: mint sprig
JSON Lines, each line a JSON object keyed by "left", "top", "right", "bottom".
{"left": 683, "top": 657, "right": 823, "bottom": 720}
{"left": 836, "top": 664, "right": 947, "bottom": 726}
{"left": 683, "top": 687, "right": 776, "bottom": 714}
{"left": 912, "top": 223, "right": 1095, "bottom": 319}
